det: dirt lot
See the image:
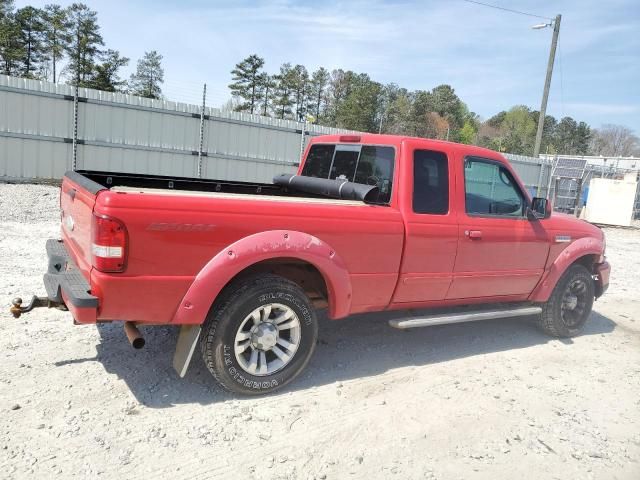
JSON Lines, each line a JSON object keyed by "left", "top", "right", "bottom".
{"left": 1, "top": 182, "right": 639, "bottom": 479}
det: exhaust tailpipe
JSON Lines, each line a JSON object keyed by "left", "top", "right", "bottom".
{"left": 124, "top": 322, "right": 145, "bottom": 349}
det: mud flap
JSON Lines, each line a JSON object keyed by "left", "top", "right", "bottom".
{"left": 172, "top": 325, "right": 201, "bottom": 378}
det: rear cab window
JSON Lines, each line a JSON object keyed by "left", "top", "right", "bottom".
{"left": 301, "top": 144, "right": 395, "bottom": 204}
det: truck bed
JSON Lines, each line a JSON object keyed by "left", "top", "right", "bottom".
{"left": 77, "top": 170, "right": 306, "bottom": 198}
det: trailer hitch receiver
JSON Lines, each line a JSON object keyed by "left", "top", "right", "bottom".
{"left": 10, "top": 296, "right": 65, "bottom": 318}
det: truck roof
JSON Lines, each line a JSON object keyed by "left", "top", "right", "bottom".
{"left": 309, "top": 133, "right": 506, "bottom": 162}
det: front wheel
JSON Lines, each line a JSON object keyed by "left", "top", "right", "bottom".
{"left": 538, "top": 264, "right": 595, "bottom": 337}
{"left": 201, "top": 274, "right": 318, "bottom": 395}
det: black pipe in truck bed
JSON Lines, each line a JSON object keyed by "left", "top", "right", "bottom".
{"left": 273, "top": 174, "right": 380, "bottom": 204}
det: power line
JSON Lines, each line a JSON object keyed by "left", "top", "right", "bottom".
{"left": 461, "top": 0, "right": 552, "bottom": 20}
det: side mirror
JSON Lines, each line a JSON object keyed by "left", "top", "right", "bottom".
{"left": 528, "top": 197, "right": 551, "bottom": 220}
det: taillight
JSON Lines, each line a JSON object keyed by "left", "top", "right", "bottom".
{"left": 91, "top": 213, "right": 127, "bottom": 272}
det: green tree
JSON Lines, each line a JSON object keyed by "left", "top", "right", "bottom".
{"left": 335, "top": 73, "right": 382, "bottom": 132}
{"left": 66, "top": 3, "right": 103, "bottom": 86}
{"left": 15, "top": 6, "right": 45, "bottom": 78}
{"left": 42, "top": 3, "right": 71, "bottom": 82}
{"left": 228, "top": 54, "right": 265, "bottom": 114}
{"left": 0, "top": 0, "right": 22, "bottom": 75}
{"left": 531, "top": 111, "right": 558, "bottom": 154}
{"left": 308, "top": 66, "right": 329, "bottom": 121}
{"left": 87, "top": 49, "right": 128, "bottom": 92}
{"left": 551, "top": 116, "right": 591, "bottom": 155}
{"left": 291, "top": 64, "right": 309, "bottom": 121}
{"left": 377, "top": 83, "right": 406, "bottom": 133}
{"left": 381, "top": 87, "right": 411, "bottom": 134}
{"left": 574, "top": 122, "right": 591, "bottom": 155}
{"left": 459, "top": 120, "right": 476, "bottom": 144}
{"left": 500, "top": 105, "right": 537, "bottom": 154}
{"left": 407, "top": 90, "right": 432, "bottom": 136}
{"left": 429, "top": 84, "right": 465, "bottom": 132}
{"left": 323, "top": 69, "right": 353, "bottom": 127}
{"left": 129, "top": 50, "right": 164, "bottom": 98}
{"left": 272, "top": 63, "right": 296, "bottom": 119}
{"left": 259, "top": 73, "right": 275, "bottom": 116}
{"left": 486, "top": 110, "right": 506, "bottom": 128}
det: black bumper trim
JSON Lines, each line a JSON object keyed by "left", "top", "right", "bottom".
{"left": 44, "top": 239, "right": 98, "bottom": 308}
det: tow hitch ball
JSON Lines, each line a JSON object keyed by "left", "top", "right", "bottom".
{"left": 10, "top": 296, "right": 66, "bottom": 318}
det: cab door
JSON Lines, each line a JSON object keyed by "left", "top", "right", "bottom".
{"left": 392, "top": 143, "right": 458, "bottom": 304}
{"left": 447, "top": 155, "right": 550, "bottom": 299}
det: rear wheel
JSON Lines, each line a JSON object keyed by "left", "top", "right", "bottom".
{"left": 538, "top": 264, "right": 595, "bottom": 337}
{"left": 201, "top": 274, "right": 318, "bottom": 395}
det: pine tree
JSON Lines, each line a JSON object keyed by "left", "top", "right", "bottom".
{"left": 260, "top": 74, "right": 275, "bottom": 116}
{"left": 129, "top": 50, "right": 164, "bottom": 99}
{"left": 308, "top": 67, "right": 329, "bottom": 121}
{"left": 228, "top": 54, "right": 266, "bottom": 114}
{"left": 323, "top": 69, "right": 354, "bottom": 127}
{"left": 66, "top": 3, "right": 103, "bottom": 86}
{"left": 291, "top": 64, "right": 308, "bottom": 121}
{"left": 87, "top": 49, "right": 128, "bottom": 92}
{"left": 42, "top": 4, "right": 71, "bottom": 83}
{"left": 272, "top": 63, "right": 295, "bottom": 119}
{"left": 0, "top": 0, "right": 22, "bottom": 75}
{"left": 379, "top": 84, "right": 410, "bottom": 134}
{"left": 15, "top": 6, "right": 45, "bottom": 78}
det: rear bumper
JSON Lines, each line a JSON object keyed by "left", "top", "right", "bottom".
{"left": 45, "top": 239, "right": 98, "bottom": 323}
{"left": 594, "top": 260, "right": 610, "bottom": 298}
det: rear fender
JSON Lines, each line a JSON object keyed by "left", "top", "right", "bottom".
{"left": 529, "top": 236, "right": 603, "bottom": 302}
{"left": 171, "top": 230, "right": 352, "bottom": 325}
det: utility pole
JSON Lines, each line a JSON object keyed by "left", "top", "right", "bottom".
{"left": 533, "top": 14, "right": 561, "bottom": 158}
{"left": 197, "top": 83, "right": 207, "bottom": 178}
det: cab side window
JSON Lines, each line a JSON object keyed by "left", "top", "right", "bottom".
{"left": 413, "top": 150, "right": 449, "bottom": 215}
{"left": 464, "top": 157, "right": 524, "bottom": 217}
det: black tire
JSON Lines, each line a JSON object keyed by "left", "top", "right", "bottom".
{"left": 538, "top": 264, "right": 595, "bottom": 337}
{"left": 200, "top": 274, "right": 318, "bottom": 395}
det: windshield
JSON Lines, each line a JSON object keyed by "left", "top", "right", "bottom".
{"left": 301, "top": 144, "right": 395, "bottom": 204}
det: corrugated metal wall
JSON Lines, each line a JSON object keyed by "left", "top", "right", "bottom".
{"left": 0, "top": 75, "right": 355, "bottom": 183}
{"left": 0, "top": 74, "right": 551, "bottom": 191}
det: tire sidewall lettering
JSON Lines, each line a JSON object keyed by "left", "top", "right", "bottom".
{"left": 223, "top": 344, "right": 279, "bottom": 390}
{"left": 258, "top": 292, "right": 313, "bottom": 326}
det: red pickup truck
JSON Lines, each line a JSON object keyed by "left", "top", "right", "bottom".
{"left": 12, "top": 134, "right": 610, "bottom": 395}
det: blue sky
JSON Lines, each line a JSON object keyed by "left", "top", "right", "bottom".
{"left": 17, "top": 0, "right": 640, "bottom": 132}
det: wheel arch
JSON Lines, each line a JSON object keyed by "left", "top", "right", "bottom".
{"left": 529, "top": 236, "right": 603, "bottom": 302}
{"left": 171, "top": 230, "right": 352, "bottom": 325}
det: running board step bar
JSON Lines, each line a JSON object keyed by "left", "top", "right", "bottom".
{"left": 388, "top": 306, "right": 542, "bottom": 330}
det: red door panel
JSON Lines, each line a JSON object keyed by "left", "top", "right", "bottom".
{"left": 448, "top": 219, "right": 549, "bottom": 298}
{"left": 392, "top": 141, "right": 458, "bottom": 304}
{"left": 448, "top": 154, "right": 550, "bottom": 299}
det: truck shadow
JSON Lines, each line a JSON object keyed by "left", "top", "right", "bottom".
{"left": 89, "top": 309, "right": 616, "bottom": 408}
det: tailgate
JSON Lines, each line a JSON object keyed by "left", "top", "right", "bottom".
{"left": 60, "top": 171, "right": 105, "bottom": 279}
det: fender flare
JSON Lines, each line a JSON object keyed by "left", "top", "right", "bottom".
{"left": 529, "top": 236, "right": 603, "bottom": 302}
{"left": 171, "top": 230, "right": 352, "bottom": 325}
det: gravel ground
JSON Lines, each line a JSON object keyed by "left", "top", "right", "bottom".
{"left": 1, "top": 182, "right": 639, "bottom": 479}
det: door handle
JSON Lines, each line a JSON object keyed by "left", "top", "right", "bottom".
{"left": 465, "top": 230, "right": 482, "bottom": 239}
